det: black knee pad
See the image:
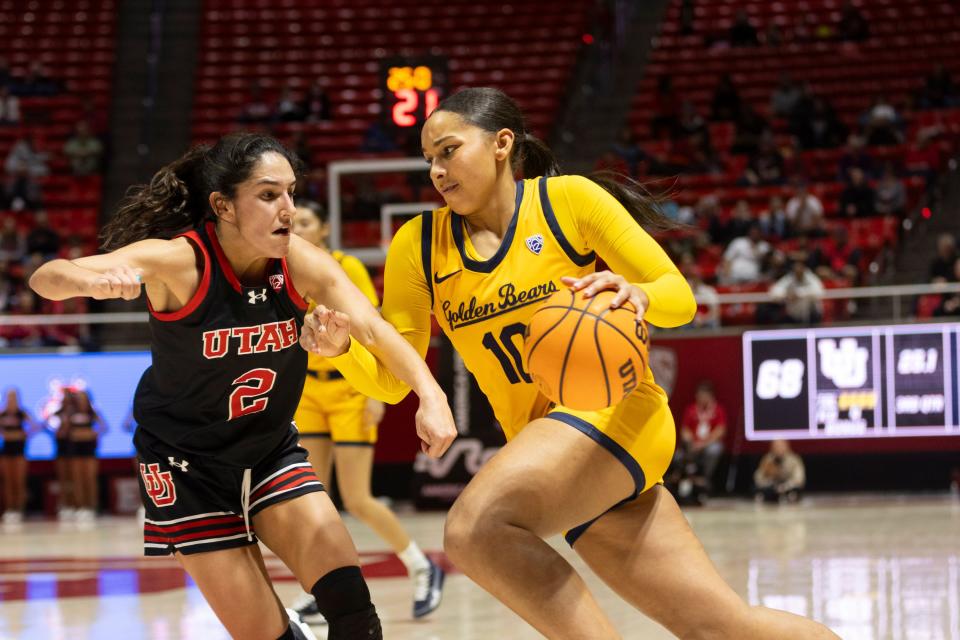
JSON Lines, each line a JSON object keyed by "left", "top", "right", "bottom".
{"left": 310, "top": 566, "right": 381, "bottom": 639}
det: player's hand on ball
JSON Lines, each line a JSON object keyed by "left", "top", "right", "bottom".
{"left": 89, "top": 266, "right": 143, "bottom": 300}
{"left": 299, "top": 305, "right": 351, "bottom": 357}
{"left": 416, "top": 392, "right": 457, "bottom": 458}
{"left": 561, "top": 271, "right": 649, "bottom": 322}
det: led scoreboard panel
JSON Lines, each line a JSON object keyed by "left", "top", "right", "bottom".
{"left": 743, "top": 323, "right": 958, "bottom": 440}
{"left": 380, "top": 56, "right": 448, "bottom": 129}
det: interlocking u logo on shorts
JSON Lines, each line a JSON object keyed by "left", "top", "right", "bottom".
{"left": 140, "top": 462, "right": 177, "bottom": 507}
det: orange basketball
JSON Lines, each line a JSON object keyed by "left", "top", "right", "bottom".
{"left": 523, "top": 288, "right": 649, "bottom": 411}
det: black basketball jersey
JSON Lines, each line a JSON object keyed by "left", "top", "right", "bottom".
{"left": 0, "top": 410, "right": 24, "bottom": 433}
{"left": 133, "top": 222, "right": 309, "bottom": 467}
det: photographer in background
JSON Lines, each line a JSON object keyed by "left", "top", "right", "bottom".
{"left": 754, "top": 440, "right": 806, "bottom": 503}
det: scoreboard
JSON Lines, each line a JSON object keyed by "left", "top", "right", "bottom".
{"left": 379, "top": 56, "right": 448, "bottom": 129}
{"left": 743, "top": 323, "right": 958, "bottom": 440}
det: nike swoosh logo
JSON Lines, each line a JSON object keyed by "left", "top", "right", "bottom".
{"left": 433, "top": 269, "right": 462, "bottom": 284}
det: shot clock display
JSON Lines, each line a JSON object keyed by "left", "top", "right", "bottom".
{"left": 743, "top": 323, "right": 958, "bottom": 440}
{"left": 380, "top": 56, "right": 448, "bottom": 128}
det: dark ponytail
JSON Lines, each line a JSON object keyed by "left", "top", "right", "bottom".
{"left": 587, "top": 170, "right": 683, "bottom": 233}
{"left": 100, "top": 132, "right": 302, "bottom": 250}
{"left": 434, "top": 87, "right": 680, "bottom": 232}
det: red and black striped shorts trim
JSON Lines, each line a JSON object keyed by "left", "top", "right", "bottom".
{"left": 144, "top": 511, "right": 254, "bottom": 556}
{"left": 249, "top": 462, "right": 323, "bottom": 515}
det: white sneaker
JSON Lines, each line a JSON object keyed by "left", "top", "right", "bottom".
{"left": 290, "top": 591, "right": 327, "bottom": 625}
{"left": 58, "top": 507, "right": 76, "bottom": 521}
{"left": 285, "top": 607, "right": 318, "bottom": 639}
{"left": 76, "top": 508, "right": 95, "bottom": 522}
{"left": 1, "top": 511, "right": 22, "bottom": 524}
{"left": 412, "top": 559, "right": 445, "bottom": 618}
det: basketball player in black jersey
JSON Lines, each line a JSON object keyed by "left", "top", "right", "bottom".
{"left": 29, "top": 133, "right": 457, "bottom": 640}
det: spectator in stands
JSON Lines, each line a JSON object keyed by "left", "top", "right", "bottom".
{"left": 63, "top": 121, "right": 104, "bottom": 177}
{"left": 728, "top": 9, "right": 759, "bottom": 47}
{"left": 25, "top": 211, "right": 60, "bottom": 258}
{"left": 238, "top": 80, "right": 271, "bottom": 124}
{"left": 0, "top": 218, "right": 25, "bottom": 263}
{"left": 730, "top": 103, "right": 768, "bottom": 155}
{"left": 860, "top": 96, "right": 903, "bottom": 146}
{"left": 768, "top": 260, "right": 825, "bottom": 324}
{"left": 770, "top": 73, "right": 802, "bottom": 119}
{"left": 11, "top": 61, "right": 60, "bottom": 97}
{"left": 904, "top": 132, "right": 942, "bottom": 194}
{"left": 797, "top": 97, "right": 847, "bottom": 150}
{"left": 611, "top": 125, "right": 646, "bottom": 177}
{"left": 4, "top": 136, "right": 48, "bottom": 211}
{"left": 650, "top": 76, "right": 680, "bottom": 139}
{"left": 301, "top": 80, "right": 332, "bottom": 122}
{"left": 838, "top": 134, "right": 875, "bottom": 182}
{"left": 360, "top": 115, "right": 399, "bottom": 153}
{"left": 712, "top": 199, "right": 752, "bottom": 246}
{"left": 763, "top": 22, "right": 785, "bottom": 47}
{"left": 874, "top": 164, "right": 906, "bottom": 217}
{"left": 786, "top": 181, "right": 825, "bottom": 237}
{"left": 754, "top": 440, "right": 805, "bottom": 503}
{"left": 675, "top": 100, "right": 707, "bottom": 140}
{"left": 930, "top": 233, "right": 958, "bottom": 282}
{"left": 290, "top": 130, "right": 312, "bottom": 168}
{"left": 685, "top": 267, "right": 720, "bottom": 328}
{"left": 0, "top": 86, "right": 20, "bottom": 125}
{"left": 721, "top": 223, "right": 770, "bottom": 284}
{"left": 0, "top": 57, "right": 11, "bottom": 88}
{"left": 710, "top": 74, "right": 741, "bottom": 122}
{"left": 680, "top": 381, "right": 727, "bottom": 490}
{"left": 917, "top": 64, "right": 956, "bottom": 110}
{"left": 818, "top": 226, "right": 861, "bottom": 283}
{"left": 839, "top": 167, "right": 876, "bottom": 218}
{"left": 758, "top": 195, "right": 790, "bottom": 239}
{"left": 836, "top": 0, "right": 869, "bottom": 42}
{"left": 779, "top": 137, "right": 808, "bottom": 182}
{"left": 934, "top": 259, "right": 960, "bottom": 316}
{"left": 274, "top": 84, "right": 302, "bottom": 122}
{"left": 679, "top": 0, "right": 696, "bottom": 35}
{"left": 742, "top": 136, "right": 785, "bottom": 186}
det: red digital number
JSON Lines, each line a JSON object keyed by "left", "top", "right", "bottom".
{"left": 228, "top": 368, "right": 277, "bottom": 420}
{"left": 424, "top": 88, "right": 439, "bottom": 118}
{"left": 392, "top": 89, "right": 418, "bottom": 127}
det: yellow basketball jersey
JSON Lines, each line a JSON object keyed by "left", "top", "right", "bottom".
{"left": 423, "top": 177, "right": 597, "bottom": 438}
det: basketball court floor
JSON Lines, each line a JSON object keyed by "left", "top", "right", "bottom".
{"left": 0, "top": 495, "right": 957, "bottom": 639}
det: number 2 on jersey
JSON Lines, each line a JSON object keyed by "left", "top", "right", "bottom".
{"left": 229, "top": 368, "right": 277, "bottom": 420}
{"left": 482, "top": 323, "right": 532, "bottom": 384}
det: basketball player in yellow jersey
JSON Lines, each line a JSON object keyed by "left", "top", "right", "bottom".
{"left": 288, "top": 201, "right": 444, "bottom": 622}
{"left": 300, "top": 88, "right": 840, "bottom": 639}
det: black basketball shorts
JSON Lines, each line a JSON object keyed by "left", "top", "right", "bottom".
{"left": 135, "top": 424, "right": 324, "bottom": 556}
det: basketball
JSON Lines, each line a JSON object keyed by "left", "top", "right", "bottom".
{"left": 524, "top": 287, "right": 649, "bottom": 411}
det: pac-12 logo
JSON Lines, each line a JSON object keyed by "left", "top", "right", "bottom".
{"left": 268, "top": 274, "right": 284, "bottom": 291}
{"left": 140, "top": 463, "right": 177, "bottom": 507}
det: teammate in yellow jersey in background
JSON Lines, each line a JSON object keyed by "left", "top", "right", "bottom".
{"left": 300, "top": 88, "right": 841, "bottom": 639}
{"left": 288, "top": 201, "right": 444, "bottom": 623}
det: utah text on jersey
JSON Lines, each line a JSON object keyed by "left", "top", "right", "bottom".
{"left": 201, "top": 319, "right": 300, "bottom": 359}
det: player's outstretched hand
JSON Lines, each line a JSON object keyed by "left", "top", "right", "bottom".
{"left": 89, "top": 266, "right": 143, "bottom": 300}
{"left": 299, "top": 305, "right": 351, "bottom": 357}
{"left": 415, "top": 392, "right": 457, "bottom": 458}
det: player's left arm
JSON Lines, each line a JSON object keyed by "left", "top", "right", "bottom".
{"left": 550, "top": 175, "right": 697, "bottom": 328}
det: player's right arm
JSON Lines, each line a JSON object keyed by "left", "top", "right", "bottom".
{"left": 28, "top": 238, "right": 200, "bottom": 311}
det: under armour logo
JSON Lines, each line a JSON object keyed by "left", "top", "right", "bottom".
{"left": 167, "top": 457, "right": 189, "bottom": 472}
{"left": 247, "top": 289, "right": 268, "bottom": 304}
{"left": 525, "top": 234, "right": 544, "bottom": 255}
{"left": 268, "top": 274, "right": 284, "bottom": 291}
{"left": 140, "top": 462, "right": 177, "bottom": 507}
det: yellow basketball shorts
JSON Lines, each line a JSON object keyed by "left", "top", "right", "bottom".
{"left": 293, "top": 371, "right": 377, "bottom": 446}
{"left": 542, "top": 381, "right": 676, "bottom": 546}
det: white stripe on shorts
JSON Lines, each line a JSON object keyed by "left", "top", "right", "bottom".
{"left": 145, "top": 511, "right": 233, "bottom": 526}
{"left": 174, "top": 533, "right": 253, "bottom": 549}
{"left": 250, "top": 462, "right": 312, "bottom": 493}
{"left": 249, "top": 480, "right": 323, "bottom": 511}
